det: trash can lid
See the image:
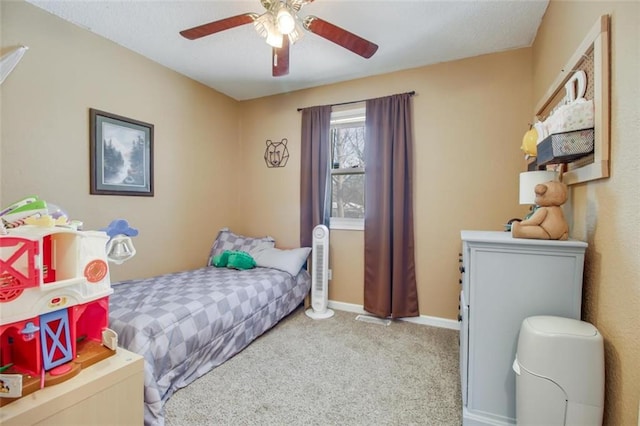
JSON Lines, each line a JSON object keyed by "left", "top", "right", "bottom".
{"left": 524, "top": 315, "right": 598, "bottom": 337}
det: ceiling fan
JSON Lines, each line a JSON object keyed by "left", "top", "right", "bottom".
{"left": 179, "top": 0, "right": 379, "bottom": 77}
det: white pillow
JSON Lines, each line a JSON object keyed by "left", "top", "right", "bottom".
{"left": 253, "top": 247, "right": 311, "bottom": 276}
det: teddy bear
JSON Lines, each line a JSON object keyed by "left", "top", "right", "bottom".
{"left": 512, "top": 180, "right": 569, "bottom": 240}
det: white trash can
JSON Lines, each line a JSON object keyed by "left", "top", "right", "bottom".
{"left": 512, "top": 315, "right": 604, "bottom": 425}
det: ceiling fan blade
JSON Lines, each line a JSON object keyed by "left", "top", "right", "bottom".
{"left": 180, "top": 13, "right": 257, "bottom": 40}
{"left": 303, "top": 16, "right": 378, "bottom": 59}
{"left": 272, "top": 36, "right": 290, "bottom": 77}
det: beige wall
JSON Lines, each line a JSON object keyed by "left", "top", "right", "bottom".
{"left": 532, "top": 2, "right": 640, "bottom": 425}
{"left": 1, "top": 1, "right": 241, "bottom": 282}
{"left": 237, "top": 49, "right": 533, "bottom": 319}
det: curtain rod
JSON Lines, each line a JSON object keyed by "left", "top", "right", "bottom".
{"left": 296, "top": 91, "right": 416, "bottom": 112}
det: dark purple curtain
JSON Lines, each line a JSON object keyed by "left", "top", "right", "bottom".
{"left": 364, "top": 93, "right": 419, "bottom": 318}
{"left": 299, "top": 106, "right": 331, "bottom": 247}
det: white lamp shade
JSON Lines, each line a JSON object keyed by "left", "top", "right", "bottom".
{"left": 519, "top": 171, "right": 558, "bottom": 204}
{"left": 266, "top": 31, "right": 283, "bottom": 48}
{"left": 276, "top": 8, "right": 296, "bottom": 34}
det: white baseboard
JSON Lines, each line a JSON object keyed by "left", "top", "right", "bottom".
{"left": 328, "top": 300, "right": 460, "bottom": 331}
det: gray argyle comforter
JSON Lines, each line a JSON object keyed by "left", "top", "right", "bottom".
{"left": 109, "top": 266, "right": 310, "bottom": 426}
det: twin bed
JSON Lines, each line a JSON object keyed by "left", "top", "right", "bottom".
{"left": 108, "top": 229, "right": 311, "bottom": 425}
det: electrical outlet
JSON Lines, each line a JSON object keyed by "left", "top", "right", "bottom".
{"left": 328, "top": 269, "right": 332, "bottom": 280}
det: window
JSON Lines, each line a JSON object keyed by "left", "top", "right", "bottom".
{"left": 329, "top": 103, "right": 365, "bottom": 230}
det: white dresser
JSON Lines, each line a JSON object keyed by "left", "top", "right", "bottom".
{"left": 459, "top": 230, "right": 587, "bottom": 425}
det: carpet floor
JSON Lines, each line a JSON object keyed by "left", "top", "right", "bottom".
{"left": 164, "top": 307, "right": 462, "bottom": 425}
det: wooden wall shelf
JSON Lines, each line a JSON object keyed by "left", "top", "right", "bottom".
{"left": 535, "top": 15, "right": 610, "bottom": 185}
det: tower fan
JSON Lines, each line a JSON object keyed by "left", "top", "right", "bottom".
{"left": 305, "top": 224, "right": 334, "bottom": 319}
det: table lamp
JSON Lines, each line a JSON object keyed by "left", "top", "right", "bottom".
{"left": 519, "top": 170, "right": 558, "bottom": 219}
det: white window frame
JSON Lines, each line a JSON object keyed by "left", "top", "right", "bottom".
{"left": 329, "top": 103, "right": 366, "bottom": 231}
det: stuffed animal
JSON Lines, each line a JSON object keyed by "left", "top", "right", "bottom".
{"left": 211, "top": 250, "right": 256, "bottom": 270}
{"left": 512, "top": 180, "right": 569, "bottom": 240}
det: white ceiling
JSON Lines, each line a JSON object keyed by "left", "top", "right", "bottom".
{"left": 25, "top": 0, "right": 549, "bottom": 101}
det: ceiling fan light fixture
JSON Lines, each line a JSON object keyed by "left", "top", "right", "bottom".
{"left": 254, "top": 13, "right": 271, "bottom": 39}
{"left": 287, "top": 20, "right": 304, "bottom": 44}
{"left": 276, "top": 5, "right": 296, "bottom": 35}
{"left": 254, "top": 13, "right": 283, "bottom": 48}
{"left": 266, "top": 30, "right": 284, "bottom": 48}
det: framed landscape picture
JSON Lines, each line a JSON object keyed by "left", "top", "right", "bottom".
{"left": 90, "top": 108, "right": 154, "bottom": 196}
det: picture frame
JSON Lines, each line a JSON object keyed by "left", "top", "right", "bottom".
{"left": 90, "top": 108, "right": 154, "bottom": 196}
